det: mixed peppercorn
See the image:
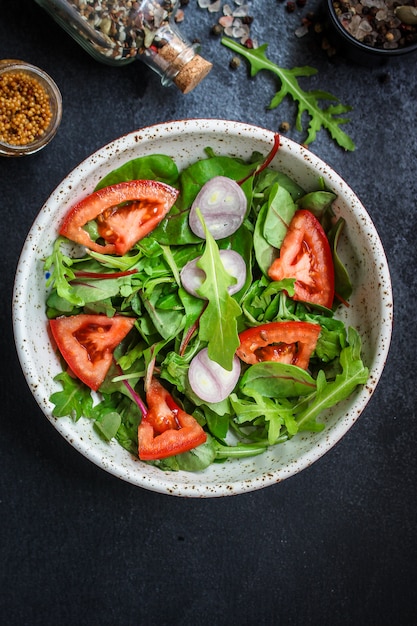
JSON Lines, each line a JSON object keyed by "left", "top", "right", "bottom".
{"left": 333, "top": 0, "right": 417, "bottom": 50}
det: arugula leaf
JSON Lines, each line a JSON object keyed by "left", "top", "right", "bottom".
{"left": 230, "top": 391, "right": 289, "bottom": 445}
{"left": 241, "top": 277, "right": 295, "bottom": 325}
{"left": 296, "top": 327, "right": 369, "bottom": 431}
{"left": 195, "top": 209, "right": 242, "bottom": 371}
{"left": 88, "top": 249, "right": 142, "bottom": 271}
{"left": 44, "top": 237, "right": 84, "bottom": 307}
{"left": 221, "top": 38, "right": 355, "bottom": 151}
{"left": 50, "top": 372, "right": 94, "bottom": 421}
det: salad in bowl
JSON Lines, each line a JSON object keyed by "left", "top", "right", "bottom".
{"left": 13, "top": 119, "right": 392, "bottom": 496}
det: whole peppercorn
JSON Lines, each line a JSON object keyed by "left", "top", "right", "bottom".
{"left": 210, "top": 23, "right": 223, "bottom": 37}
{"left": 242, "top": 15, "right": 254, "bottom": 25}
{"left": 286, "top": 1, "right": 296, "bottom": 12}
{"left": 229, "top": 56, "right": 241, "bottom": 69}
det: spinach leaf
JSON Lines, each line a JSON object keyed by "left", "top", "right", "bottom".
{"left": 327, "top": 217, "right": 353, "bottom": 303}
{"left": 240, "top": 362, "right": 317, "bottom": 399}
{"left": 94, "top": 154, "right": 179, "bottom": 190}
{"left": 263, "top": 183, "right": 297, "bottom": 249}
{"left": 140, "top": 283, "right": 185, "bottom": 340}
{"left": 253, "top": 202, "right": 278, "bottom": 275}
{"left": 178, "top": 155, "right": 258, "bottom": 209}
{"left": 94, "top": 411, "right": 121, "bottom": 441}
{"left": 254, "top": 168, "right": 305, "bottom": 201}
{"left": 296, "top": 190, "right": 337, "bottom": 219}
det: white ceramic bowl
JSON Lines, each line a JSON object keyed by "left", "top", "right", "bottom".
{"left": 12, "top": 119, "right": 393, "bottom": 497}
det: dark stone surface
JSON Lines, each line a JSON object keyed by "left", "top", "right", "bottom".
{"left": 1, "top": 1, "right": 416, "bottom": 625}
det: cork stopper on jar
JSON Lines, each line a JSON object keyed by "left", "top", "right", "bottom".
{"left": 156, "top": 36, "right": 212, "bottom": 93}
{"left": 173, "top": 55, "right": 212, "bottom": 94}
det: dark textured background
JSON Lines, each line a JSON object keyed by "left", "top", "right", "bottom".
{"left": 1, "top": 1, "right": 416, "bottom": 624}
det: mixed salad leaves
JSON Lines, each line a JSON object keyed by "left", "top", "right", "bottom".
{"left": 44, "top": 136, "right": 369, "bottom": 472}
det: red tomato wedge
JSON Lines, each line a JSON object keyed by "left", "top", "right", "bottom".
{"left": 236, "top": 321, "right": 321, "bottom": 370}
{"left": 138, "top": 378, "right": 207, "bottom": 461}
{"left": 50, "top": 314, "right": 136, "bottom": 391}
{"left": 59, "top": 180, "right": 179, "bottom": 255}
{"left": 268, "top": 209, "right": 335, "bottom": 309}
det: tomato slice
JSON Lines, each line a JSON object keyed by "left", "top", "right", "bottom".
{"left": 138, "top": 378, "right": 207, "bottom": 461}
{"left": 236, "top": 321, "right": 321, "bottom": 370}
{"left": 50, "top": 314, "right": 136, "bottom": 391}
{"left": 268, "top": 209, "right": 335, "bottom": 309}
{"left": 59, "top": 180, "right": 179, "bottom": 255}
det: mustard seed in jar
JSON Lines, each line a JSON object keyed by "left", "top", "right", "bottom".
{"left": 0, "top": 60, "right": 62, "bottom": 156}
{"left": 0, "top": 70, "right": 53, "bottom": 146}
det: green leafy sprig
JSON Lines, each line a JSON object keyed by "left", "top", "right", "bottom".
{"left": 195, "top": 208, "right": 241, "bottom": 371}
{"left": 221, "top": 38, "right": 355, "bottom": 151}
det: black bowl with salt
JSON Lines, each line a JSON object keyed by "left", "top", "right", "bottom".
{"left": 325, "top": 0, "right": 417, "bottom": 65}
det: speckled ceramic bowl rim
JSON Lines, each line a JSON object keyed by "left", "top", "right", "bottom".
{"left": 12, "top": 119, "right": 393, "bottom": 497}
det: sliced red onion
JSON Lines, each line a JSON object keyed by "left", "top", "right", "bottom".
{"left": 188, "top": 348, "right": 241, "bottom": 403}
{"left": 189, "top": 176, "right": 247, "bottom": 240}
{"left": 180, "top": 249, "right": 246, "bottom": 298}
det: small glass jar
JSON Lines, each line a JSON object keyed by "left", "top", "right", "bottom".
{"left": 0, "top": 60, "right": 62, "bottom": 157}
{"left": 35, "top": 0, "right": 213, "bottom": 93}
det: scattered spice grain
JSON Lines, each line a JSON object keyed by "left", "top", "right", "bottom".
{"left": 0, "top": 70, "right": 52, "bottom": 146}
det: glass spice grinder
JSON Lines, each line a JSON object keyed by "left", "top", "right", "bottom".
{"left": 34, "top": 0, "right": 212, "bottom": 93}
